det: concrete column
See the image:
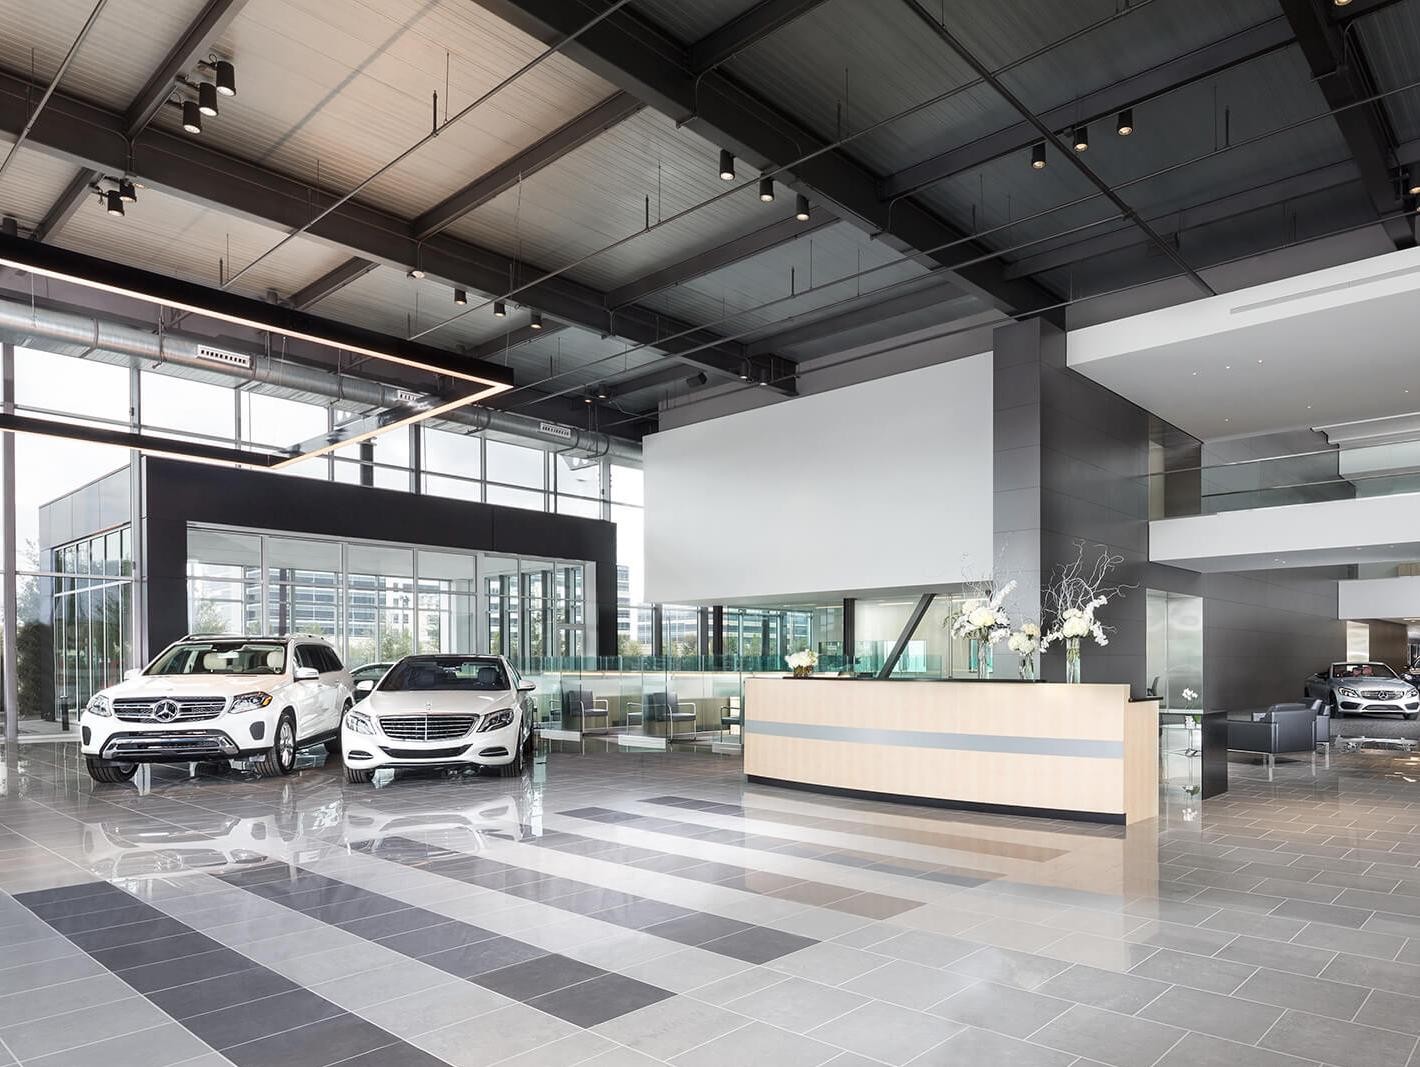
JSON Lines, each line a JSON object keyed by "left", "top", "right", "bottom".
{"left": 3, "top": 342, "right": 18, "bottom": 747}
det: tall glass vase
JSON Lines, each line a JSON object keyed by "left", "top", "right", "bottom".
{"left": 971, "top": 639, "right": 993, "bottom": 680}
{"left": 1019, "top": 653, "right": 1036, "bottom": 681}
{"left": 1065, "top": 637, "right": 1082, "bottom": 684}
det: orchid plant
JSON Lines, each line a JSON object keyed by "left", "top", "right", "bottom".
{"left": 1040, "top": 543, "right": 1132, "bottom": 651}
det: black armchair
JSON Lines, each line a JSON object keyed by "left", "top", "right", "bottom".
{"left": 1227, "top": 706, "right": 1318, "bottom": 780}
{"left": 561, "top": 687, "right": 610, "bottom": 735}
{"left": 1264, "top": 699, "right": 1329, "bottom": 747}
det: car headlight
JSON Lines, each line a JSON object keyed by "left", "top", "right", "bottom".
{"left": 477, "top": 708, "right": 515, "bottom": 733}
{"left": 1409, "top": 688, "right": 1418, "bottom": 699}
{"left": 85, "top": 694, "right": 112, "bottom": 718}
{"left": 1337, "top": 687, "right": 1360, "bottom": 699}
{"left": 345, "top": 709, "right": 375, "bottom": 736}
{"left": 229, "top": 691, "right": 273, "bottom": 713}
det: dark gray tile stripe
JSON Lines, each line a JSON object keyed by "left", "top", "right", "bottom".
{"left": 353, "top": 835, "right": 818, "bottom": 964}
{"left": 514, "top": 822, "right": 925, "bottom": 919}
{"left": 218, "top": 862, "right": 673, "bottom": 1026}
{"left": 642, "top": 794, "right": 1074, "bottom": 858}
{"left": 16, "top": 880, "right": 444, "bottom": 1067}
{"left": 745, "top": 718, "right": 1125, "bottom": 758}
{"left": 557, "top": 804, "right": 1004, "bottom": 887}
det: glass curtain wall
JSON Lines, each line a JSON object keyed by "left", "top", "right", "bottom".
{"left": 186, "top": 527, "right": 591, "bottom": 669}
{"left": 45, "top": 527, "right": 133, "bottom": 724}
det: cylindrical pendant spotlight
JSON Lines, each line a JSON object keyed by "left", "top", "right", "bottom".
{"left": 181, "top": 100, "right": 203, "bottom": 134}
{"left": 493, "top": 300, "right": 506, "bottom": 317}
{"left": 758, "top": 177, "right": 774, "bottom": 202}
{"left": 105, "top": 190, "right": 125, "bottom": 217}
{"left": 1030, "top": 142, "right": 1046, "bottom": 169}
{"left": 1072, "top": 125, "right": 1088, "bottom": 152}
{"left": 795, "top": 193, "right": 810, "bottom": 221}
{"left": 214, "top": 59, "right": 236, "bottom": 97}
{"left": 530, "top": 310, "right": 543, "bottom": 330}
{"left": 1117, "top": 108, "right": 1134, "bottom": 136}
{"left": 453, "top": 288, "right": 467, "bottom": 305}
{"left": 117, "top": 178, "right": 137, "bottom": 203}
{"left": 198, "top": 81, "right": 219, "bottom": 117}
{"left": 718, "top": 148, "right": 735, "bottom": 181}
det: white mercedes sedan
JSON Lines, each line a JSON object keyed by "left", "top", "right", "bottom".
{"left": 340, "top": 654, "right": 536, "bottom": 784}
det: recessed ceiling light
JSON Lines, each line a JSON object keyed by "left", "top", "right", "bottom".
{"left": 1223, "top": 417, "right": 1230, "bottom": 422}
{"left": 1225, "top": 364, "right": 1231, "bottom": 370}
{"left": 1191, "top": 371, "right": 1197, "bottom": 376}
{"left": 1256, "top": 359, "right": 1263, "bottom": 364}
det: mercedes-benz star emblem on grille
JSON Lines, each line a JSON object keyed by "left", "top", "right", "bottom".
{"left": 152, "top": 699, "right": 180, "bottom": 723}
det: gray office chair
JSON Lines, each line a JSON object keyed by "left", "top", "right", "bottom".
{"left": 631, "top": 691, "right": 697, "bottom": 740}
{"left": 561, "top": 687, "right": 610, "bottom": 734}
{"left": 1227, "top": 706, "right": 1317, "bottom": 780}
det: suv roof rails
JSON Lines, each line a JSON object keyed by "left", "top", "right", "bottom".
{"left": 179, "top": 633, "right": 334, "bottom": 642}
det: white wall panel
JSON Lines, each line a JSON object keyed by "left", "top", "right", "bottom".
{"left": 643, "top": 354, "right": 994, "bottom": 603}
{"left": 1339, "top": 576, "right": 1420, "bottom": 621}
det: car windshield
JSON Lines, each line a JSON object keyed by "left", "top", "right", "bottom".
{"left": 147, "top": 641, "right": 286, "bottom": 675}
{"left": 379, "top": 657, "right": 507, "bottom": 692}
{"left": 1331, "top": 662, "right": 1399, "bottom": 679}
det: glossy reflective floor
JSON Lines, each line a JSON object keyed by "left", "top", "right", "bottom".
{"left": 5, "top": 746, "right": 1420, "bottom": 1067}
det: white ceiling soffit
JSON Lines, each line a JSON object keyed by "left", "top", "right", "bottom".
{"left": 1065, "top": 245, "right": 1420, "bottom": 441}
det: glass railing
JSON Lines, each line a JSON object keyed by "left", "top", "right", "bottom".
{"left": 1147, "top": 448, "right": 1420, "bottom": 519}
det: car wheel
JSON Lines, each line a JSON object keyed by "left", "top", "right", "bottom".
{"left": 345, "top": 766, "right": 374, "bottom": 784}
{"left": 85, "top": 757, "right": 137, "bottom": 783}
{"left": 498, "top": 731, "right": 528, "bottom": 778}
{"left": 255, "top": 713, "right": 297, "bottom": 778}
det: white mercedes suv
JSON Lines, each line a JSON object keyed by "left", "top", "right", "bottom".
{"left": 81, "top": 634, "right": 354, "bottom": 783}
{"left": 342, "top": 653, "right": 535, "bottom": 783}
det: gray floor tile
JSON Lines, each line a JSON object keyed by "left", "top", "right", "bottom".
{"left": 728, "top": 976, "right": 867, "bottom": 1032}
{"left": 1293, "top": 922, "right": 1405, "bottom": 960}
{"left": 1030, "top": 1004, "right": 1185, "bottom": 1067}
{"left": 476, "top": 954, "right": 607, "bottom": 1000}
{"left": 1138, "top": 984, "right": 1283, "bottom": 1043}
{"left": 1233, "top": 966, "right": 1371, "bottom": 1019}
{"left": 1128, "top": 947, "right": 1257, "bottom": 994}
{"left": 1272, "top": 898, "right": 1376, "bottom": 929}
{"left": 1320, "top": 952, "right": 1420, "bottom": 996}
{"left": 670, "top": 1020, "right": 838, "bottom": 1067}
{"left": 595, "top": 995, "right": 748, "bottom": 1060}
{"left": 184, "top": 987, "right": 344, "bottom": 1049}
{"left": 840, "top": 959, "right": 976, "bottom": 1009}
{"left": 415, "top": 1003, "right": 579, "bottom": 1067}
{"left": 807, "top": 1001, "right": 964, "bottom": 1066}
{"left": 0, "top": 995, "right": 169, "bottom": 1060}
{"left": 1154, "top": 1031, "right": 1316, "bottom": 1067}
{"left": 704, "top": 926, "right": 817, "bottom": 964}
{"left": 1260, "top": 1008, "right": 1417, "bottom": 1067}
{"left": 1216, "top": 934, "right": 1336, "bottom": 976}
{"left": 526, "top": 973, "right": 674, "bottom": 1027}
{"left": 914, "top": 1026, "right": 1076, "bottom": 1067}
{"left": 1355, "top": 989, "right": 1420, "bottom": 1035}
{"left": 1036, "top": 963, "right": 1169, "bottom": 1013}
{"left": 946, "top": 946, "right": 1070, "bottom": 990}
{"left": 22, "top": 1021, "right": 219, "bottom": 1067}
{"left": 870, "top": 930, "right": 977, "bottom": 966}
{"left": 930, "top": 981, "right": 1072, "bottom": 1038}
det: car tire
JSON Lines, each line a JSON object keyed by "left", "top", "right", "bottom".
{"left": 85, "top": 757, "right": 137, "bottom": 783}
{"left": 255, "top": 713, "right": 297, "bottom": 778}
{"left": 1330, "top": 696, "right": 1342, "bottom": 719}
{"left": 498, "top": 730, "right": 529, "bottom": 778}
{"left": 324, "top": 737, "right": 342, "bottom": 756}
{"left": 345, "top": 765, "right": 374, "bottom": 784}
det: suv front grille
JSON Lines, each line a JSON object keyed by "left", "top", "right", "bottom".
{"left": 378, "top": 714, "right": 477, "bottom": 741}
{"left": 112, "top": 698, "right": 226, "bottom": 723}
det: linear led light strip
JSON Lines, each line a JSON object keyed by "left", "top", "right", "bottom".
{"left": 0, "top": 251, "right": 512, "bottom": 470}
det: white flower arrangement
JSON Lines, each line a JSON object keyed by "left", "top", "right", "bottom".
{"left": 1040, "top": 543, "right": 1133, "bottom": 651}
{"left": 1006, "top": 623, "right": 1040, "bottom": 656}
{"left": 951, "top": 580, "right": 1016, "bottom": 646}
{"left": 1181, "top": 687, "right": 1200, "bottom": 707}
{"left": 785, "top": 650, "right": 818, "bottom": 672}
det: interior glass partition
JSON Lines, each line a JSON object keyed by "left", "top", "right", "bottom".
{"left": 45, "top": 526, "right": 133, "bottom": 725}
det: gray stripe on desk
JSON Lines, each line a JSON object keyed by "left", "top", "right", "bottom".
{"left": 744, "top": 719, "right": 1124, "bottom": 759}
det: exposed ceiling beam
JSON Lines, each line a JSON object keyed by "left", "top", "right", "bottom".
{"left": 0, "top": 67, "right": 787, "bottom": 394}
{"left": 467, "top": 0, "right": 1056, "bottom": 317}
{"left": 30, "top": 0, "right": 250, "bottom": 245}
{"left": 1278, "top": 0, "right": 1413, "bottom": 249}
{"left": 605, "top": 205, "right": 834, "bottom": 308}
{"left": 603, "top": 359, "right": 704, "bottom": 397}
{"left": 745, "top": 277, "right": 981, "bottom": 355}
{"left": 882, "top": 17, "right": 1295, "bottom": 200}
{"left": 412, "top": 91, "right": 642, "bottom": 241}
{"left": 688, "top": 0, "right": 831, "bottom": 72}
{"left": 289, "top": 257, "right": 377, "bottom": 309}
{"left": 465, "top": 321, "right": 566, "bottom": 361}
{"left": 1002, "top": 159, "right": 1362, "bottom": 279}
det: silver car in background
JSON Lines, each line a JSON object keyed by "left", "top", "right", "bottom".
{"left": 1305, "top": 662, "right": 1420, "bottom": 718}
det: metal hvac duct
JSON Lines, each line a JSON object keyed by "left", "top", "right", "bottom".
{"left": 0, "top": 296, "right": 641, "bottom": 464}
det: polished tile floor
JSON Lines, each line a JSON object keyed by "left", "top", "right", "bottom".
{"left": 6, "top": 744, "right": 1420, "bottom": 1067}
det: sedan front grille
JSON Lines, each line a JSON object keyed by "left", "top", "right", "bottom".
{"left": 112, "top": 698, "right": 226, "bottom": 723}
{"left": 378, "top": 714, "right": 478, "bottom": 742}
{"left": 1360, "top": 690, "right": 1403, "bottom": 700}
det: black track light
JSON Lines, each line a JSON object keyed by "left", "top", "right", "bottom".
{"left": 529, "top": 310, "right": 543, "bottom": 330}
{"left": 795, "top": 193, "right": 810, "bottom": 221}
{"left": 407, "top": 268, "right": 425, "bottom": 280}
{"left": 181, "top": 99, "right": 202, "bottom": 134}
{"left": 198, "top": 81, "right": 219, "bottom": 117}
{"left": 758, "top": 177, "right": 774, "bottom": 202}
{"left": 493, "top": 300, "right": 506, "bottom": 317}
{"left": 685, "top": 372, "right": 708, "bottom": 388}
{"left": 1117, "top": 108, "right": 1133, "bottom": 136}
{"left": 596, "top": 385, "right": 610, "bottom": 400}
{"left": 117, "top": 178, "right": 137, "bottom": 203}
{"left": 718, "top": 148, "right": 735, "bottom": 181}
{"left": 104, "top": 190, "right": 125, "bottom": 217}
{"left": 1030, "top": 142, "right": 1046, "bottom": 170}
{"left": 1333, "top": 0, "right": 1353, "bottom": 6}
{"left": 1072, "top": 125, "right": 1088, "bottom": 152}
{"left": 583, "top": 393, "right": 593, "bottom": 405}
{"left": 738, "top": 365, "right": 750, "bottom": 381}
{"left": 213, "top": 59, "right": 236, "bottom": 97}
{"left": 453, "top": 288, "right": 467, "bottom": 305}
{"left": 1408, "top": 172, "right": 1420, "bottom": 196}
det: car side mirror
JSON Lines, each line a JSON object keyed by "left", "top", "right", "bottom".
{"left": 518, "top": 680, "right": 536, "bottom": 693}
{"left": 354, "top": 679, "right": 375, "bottom": 694}
{"left": 123, "top": 668, "right": 142, "bottom": 681}
{"left": 294, "top": 666, "right": 320, "bottom": 681}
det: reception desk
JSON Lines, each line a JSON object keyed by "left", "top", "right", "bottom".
{"left": 744, "top": 677, "right": 1159, "bottom": 824}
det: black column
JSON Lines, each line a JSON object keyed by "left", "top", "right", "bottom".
{"left": 651, "top": 603, "right": 664, "bottom": 657}
{"left": 358, "top": 441, "right": 374, "bottom": 487}
{"left": 711, "top": 605, "right": 724, "bottom": 659}
{"left": 842, "top": 596, "right": 856, "bottom": 675}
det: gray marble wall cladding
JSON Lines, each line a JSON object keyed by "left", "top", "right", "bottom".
{"left": 7, "top": 744, "right": 1420, "bottom": 1067}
